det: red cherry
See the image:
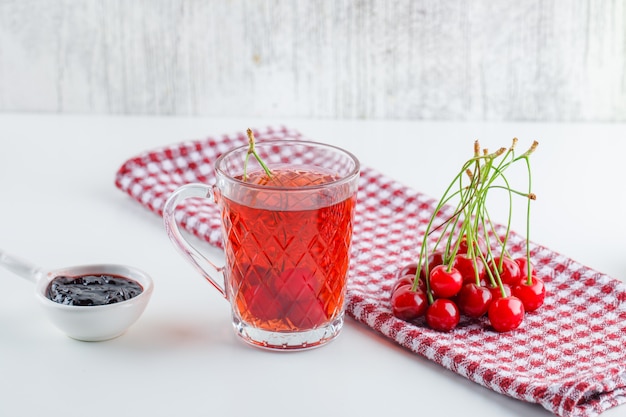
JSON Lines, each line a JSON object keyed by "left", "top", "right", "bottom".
{"left": 286, "top": 298, "right": 328, "bottom": 329}
{"left": 488, "top": 283, "right": 512, "bottom": 301}
{"left": 512, "top": 276, "right": 546, "bottom": 312}
{"left": 488, "top": 296, "right": 525, "bottom": 332}
{"left": 241, "top": 284, "right": 283, "bottom": 322}
{"left": 396, "top": 263, "right": 418, "bottom": 279}
{"left": 491, "top": 256, "right": 521, "bottom": 285}
{"left": 453, "top": 253, "right": 486, "bottom": 284}
{"left": 392, "top": 275, "right": 413, "bottom": 294}
{"left": 426, "top": 299, "right": 460, "bottom": 331}
{"left": 416, "top": 279, "right": 427, "bottom": 293}
{"left": 391, "top": 286, "right": 428, "bottom": 321}
{"left": 273, "top": 267, "right": 322, "bottom": 302}
{"left": 515, "top": 257, "right": 535, "bottom": 280}
{"left": 456, "top": 283, "right": 493, "bottom": 318}
{"left": 392, "top": 274, "right": 426, "bottom": 294}
{"left": 429, "top": 264, "right": 463, "bottom": 298}
{"left": 271, "top": 268, "right": 328, "bottom": 329}
{"left": 235, "top": 265, "right": 283, "bottom": 322}
{"left": 455, "top": 234, "right": 488, "bottom": 257}
{"left": 420, "top": 251, "right": 445, "bottom": 280}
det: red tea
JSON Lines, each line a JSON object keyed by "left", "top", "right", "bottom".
{"left": 221, "top": 167, "right": 356, "bottom": 332}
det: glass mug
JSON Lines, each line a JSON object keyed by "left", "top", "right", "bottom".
{"left": 163, "top": 140, "right": 360, "bottom": 350}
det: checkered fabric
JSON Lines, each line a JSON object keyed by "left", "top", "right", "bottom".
{"left": 115, "top": 127, "right": 626, "bottom": 417}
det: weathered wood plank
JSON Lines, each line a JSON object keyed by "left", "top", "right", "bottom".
{"left": 0, "top": 0, "right": 624, "bottom": 120}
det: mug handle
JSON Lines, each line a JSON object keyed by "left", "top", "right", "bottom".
{"left": 163, "top": 183, "right": 226, "bottom": 298}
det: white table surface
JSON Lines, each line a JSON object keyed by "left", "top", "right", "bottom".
{"left": 1, "top": 113, "right": 625, "bottom": 417}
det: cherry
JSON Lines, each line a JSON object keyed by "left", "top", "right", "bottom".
{"left": 488, "top": 283, "right": 512, "bottom": 301}
{"left": 391, "top": 286, "right": 428, "bottom": 321}
{"left": 241, "top": 284, "right": 283, "bottom": 322}
{"left": 515, "top": 257, "right": 534, "bottom": 279}
{"left": 426, "top": 298, "right": 460, "bottom": 331}
{"left": 429, "top": 264, "right": 463, "bottom": 298}
{"left": 488, "top": 296, "right": 525, "bottom": 332}
{"left": 396, "top": 263, "right": 418, "bottom": 279}
{"left": 453, "top": 253, "right": 486, "bottom": 284}
{"left": 491, "top": 256, "right": 521, "bottom": 285}
{"left": 419, "top": 251, "right": 445, "bottom": 281}
{"left": 455, "top": 234, "right": 488, "bottom": 257}
{"left": 512, "top": 276, "right": 545, "bottom": 312}
{"left": 286, "top": 298, "right": 327, "bottom": 329}
{"left": 391, "top": 274, "right": 414, "bottom": 294}
{"left": 392, "top": 274, "right": 426, "bottom": 294}
{"left": 388, "top": 139, "right": 542, "bottom": 331}
{"left": 270, "top": 268, "right": 328, "bottom": 329}
{"left": 456, "top": 283, "right": 492, "bottom": 318}
{"left": 274, "top": 268, "right": 322, "bottom": 295}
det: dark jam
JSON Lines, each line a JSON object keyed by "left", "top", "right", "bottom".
{"left": 46, "top": 274, "right": 143, "bottom": 306}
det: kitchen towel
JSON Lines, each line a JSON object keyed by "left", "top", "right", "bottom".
{"left": 115, "top": 126, "right": 626, "bottom": 417}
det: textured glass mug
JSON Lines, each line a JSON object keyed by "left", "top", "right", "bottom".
{"left": 163, "top": 140, "right": 360, "bottom": 350}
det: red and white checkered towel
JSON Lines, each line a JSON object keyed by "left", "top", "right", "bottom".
{"left": 115, "top": 127, "right": 626, "bottom": 417}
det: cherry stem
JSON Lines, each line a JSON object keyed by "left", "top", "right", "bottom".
{"left": 414, "top": 139, "right": 538, "bottom": 301}
{"left": 524, "top": 154, "right": 534, "bottom": 285}
{"left": 243, "top": 128, "right": 272, "bottom": 181}
{"left": 415, "top": 164, "right": 472, "bottom": 284}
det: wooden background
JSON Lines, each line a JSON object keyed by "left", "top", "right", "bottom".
{"left": 0, "top": 0, "right": 624, "bottom": 121}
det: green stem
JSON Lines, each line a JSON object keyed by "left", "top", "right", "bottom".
{"left": 244, "top": 128, "right": 272, "bottom": 181}
{"left": 480, "top": 202, "right": 507, "bottom": 297}
{"left": 524, "top": 156, "right": 533, "bottom": 285}
{"left": 243, "top": 153, "right": 251, "bottom": 181}
{"left": 413, "top": 139, "right": 538, "bottom": 304}
{"left": 486, "top": 185, "right": 535, "bottom": 198}
{"left": 414, "top": 158, "right": 478, "bottom": 297}
{"left": 253, "top": 149, "right": 273, "bottom": 178}
{"left": 499, "top": 174, "right": 514, "bottom": 264}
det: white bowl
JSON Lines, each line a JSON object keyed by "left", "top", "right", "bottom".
{"left": 34, "top": 264, "right": 154, "bottom": 341}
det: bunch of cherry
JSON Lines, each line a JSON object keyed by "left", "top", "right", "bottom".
{"left": 390, "top": 139, "right": 546, "bottom": 332}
